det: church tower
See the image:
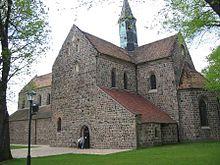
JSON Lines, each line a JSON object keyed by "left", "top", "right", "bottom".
{"left": 118, "top": 0, "right": 138, "bottom": 51}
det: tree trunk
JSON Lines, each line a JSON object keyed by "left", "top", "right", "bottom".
{"left": 0, "top": 83, "right": 12, "bottom": 161}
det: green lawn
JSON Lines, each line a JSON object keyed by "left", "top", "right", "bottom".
{"left": 10, "top": 145, "right": 28, "bottom": 149}
{"left": 10, "top": 145, "right": 38, "bottom": 149}
{"left": 2, "top": 141, "right": 220, "bottom": 165}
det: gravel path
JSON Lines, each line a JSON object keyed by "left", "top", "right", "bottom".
{"left": 11, "top": 145, "right": 130, "bottom": 158}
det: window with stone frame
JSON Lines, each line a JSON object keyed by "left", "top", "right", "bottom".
{"left": 75, "top": 62, "right": 79, "bottom": 73}
{"left": 21, "top": 99, "right": 25, "bottom": 109}
{"left": 75, "top": 38, "right": 80, "bottom": 52}
{"left": 38, "top": 95, "right": 42, "bottom": 106}
{"left": 150, "top": 74, "right": 157, "bottom": 90}
{"left": 57, "top": 117, "right": 62, "bottom": 132}
{"left": 155, "top": 127, "right": 159, "bottom": 138}
{"left": 111, "top": 68, "right": 116, "bottom": 87}
{"left": 124, "top": 71, "right": 128, "bottom": 89}
{"left": 46, "top": 93, "right": 51, "bottom": 105}
{"left": 199, "top": 98, "right": 208, "bottom": 127}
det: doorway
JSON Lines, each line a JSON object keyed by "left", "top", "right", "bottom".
{"left": 81, "top": 125, "right": 90, "bottom": 149}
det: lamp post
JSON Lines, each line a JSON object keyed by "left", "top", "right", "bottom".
{"left": 26, "top": 90, "right": 38, "bottom": 165}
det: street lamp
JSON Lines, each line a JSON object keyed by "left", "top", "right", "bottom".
{"left": 26, "top": 90, "right": 39, "bottom": 165}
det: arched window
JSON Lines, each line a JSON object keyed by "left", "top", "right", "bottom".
{"left": 199, "top": 99, "right": 208, "bottom": 126}
{"left": 46, "top": 93, "right": 51, "bottom": 105}
{"left": 111, "top": 68, "right": 116, "bottom": 87}
{"left": 38, "top": 95, "right": 42, "bottom": 106}
{"left": 150, "top": 74, "right": 156, "bottom": 90}
{"left": 124, "top": 72, "right": 128, "bottom": 89}
{"left": 57, "top": 117, "right": 61, "bottom": 132}
{"left": 75, "top": 63, "right": 79, "bottom": 73}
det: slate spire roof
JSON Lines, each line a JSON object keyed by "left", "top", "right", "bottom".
{"left": 119, "top": 0, "right": 135, "bottom": 22}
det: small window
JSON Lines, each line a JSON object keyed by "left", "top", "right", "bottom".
{"left": 75, "top": 63, "right": 79, "bottom": 73}
{"left": 46, "top": 93, "right": 51, "bottom": 105}
{"left": 124, "top": 72, "right": 128, "bottom": 89}
{"left": 75, "top": 38, "right": 80, "bottom": 52}
{"left": 111, "top": 68, "right": 116, "bottom": 87}
{"left": 21, "top": 99, "right": 25, "bottom": 109}
{"left": 38, "top": 95, "right": 42, "bottom": 106}
{"left": 199, "top": 98, "right": 208, "bottom": 126}
{"left": 150, "top": 74, "right": 156, "bottom": 90}
{"left": 57, "top": 117, "right": 61, "bottom": 132}
{"left": 76, "top": 44, "right": 79, "bottom": 52}
{"left": 155, "top": 127, "right": 159, "bottom": 138}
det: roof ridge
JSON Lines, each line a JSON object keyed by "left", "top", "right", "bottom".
{"left": 100, "top": 87, "right": 176, "bottom": 123}
{"left": 82, "top": 31, "right": 129, "bottom": 54}
{"left": 137, "top": 33, "right": 178, "bottom": 49}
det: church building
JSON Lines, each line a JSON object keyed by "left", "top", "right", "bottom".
{"left": 9, "top": 0, "right": 220, "bottom": 149}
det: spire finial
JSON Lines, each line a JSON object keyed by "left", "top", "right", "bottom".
{"left": 119, "top": 0, "right": 135, "bottom": 22}
{"left": 118, "top": 0, "right": 138, "bottom": 51}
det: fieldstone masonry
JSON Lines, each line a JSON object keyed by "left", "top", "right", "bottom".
{"left": 9, "top": 0, "right": 219, "bottom": 149}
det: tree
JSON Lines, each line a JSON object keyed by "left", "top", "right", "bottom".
{"left": 202, "top": 46, "right": 220, "bottom": 92}
{"left": 162, "top": 0, "right": 220, "bottom": 41}
{"left": 0, "top": 0, "right": 49, "bottom": 161}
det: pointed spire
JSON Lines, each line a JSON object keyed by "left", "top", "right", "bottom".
{"left": 119, "top": 0, "right": 135, "bottom": 22}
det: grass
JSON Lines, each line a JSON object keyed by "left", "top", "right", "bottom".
{"left": 2, "top": 141, "right": 220, "bottom": 165}
{"left": 10, "top": 145, "right": 28, "bottom": 150}
{"left": 10, "top": 145, "right": 38, "bottom": 150}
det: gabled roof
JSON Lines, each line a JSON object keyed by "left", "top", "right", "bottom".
{"left": 83, "top": 32, "right": 132, "bottom": 62}
{"left": 179, "top": 62, "right": 205, "bottom": 89}
{"left": 133, "top": 34, "right": 177, "bottom": 63}
{"left": 101, "top": 87, "right": 176, "bottom": 124}
{"left": 83, "top": 30, "right": 178, "bottom": 64}
{"left": 21, "top": 73, "right": 52, "bottom": 92}
{"left": 32, "top": 73, "right": 52, "bottom": 88}
{"left": 10, "top": 105, "right": 51, "bottom": 121}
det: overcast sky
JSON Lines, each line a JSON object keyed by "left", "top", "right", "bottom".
{"left": 8, "top": 0, "right": 219, "bottom": 114}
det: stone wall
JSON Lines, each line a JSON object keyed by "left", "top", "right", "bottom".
{"left": 171, "top": 37, "right": 195, "bottom": 86}
{"left": 10, "top": 117, "right": 51, "bottom": 145}
{"left": 178, "top": 89, "right": 220, "bottom": 141}
{"left": 10, "top": 120, "right": 33, "bottom": 144}
{"left": 137, "top": 123, "right": 162, "bottom": 147}
{"left": 35, "top": 118, "right": 52, "bottom": 144}
{"left": 18, "top": 86, "right": 51, "bottom": 110}
{"left": 50, "top": 83, "right": 137, "bottom": 148}
{"left": 161, "top": 123, "right": 178, "bottom": 144}
{"left": 96, "top": 55, "right": 136, "bottom": 91}
{"left": 51, "top": 25, "right": 98, "bottom": 147}
{"left": 137, "top": 58, "right": 179, "bottom": 122}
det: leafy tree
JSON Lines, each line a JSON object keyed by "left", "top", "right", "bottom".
{"left": 0, "top": 0, "right": 49, "bottom": 161}
{"left": 162, "top": 0, "right": 220, "bottom": 40}
{"left": 202, "top": 46, "right": 220, "bottom": 92}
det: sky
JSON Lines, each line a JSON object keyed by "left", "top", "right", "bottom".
{"left": 8, "top": 0, "right": 219, "bottom": 114}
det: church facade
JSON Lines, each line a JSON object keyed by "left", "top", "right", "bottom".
{"left": 9, "top": 0, "right": 220, "bottom": 149}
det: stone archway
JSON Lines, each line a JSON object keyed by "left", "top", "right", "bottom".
{"left": 81, "top": 125, "right": 90, "bottom": 149}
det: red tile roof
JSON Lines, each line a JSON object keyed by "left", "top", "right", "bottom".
{"left": 32, "top": 73, "right": 52, "bottom": 88}
{"left": 83, "top": 29, "right": 177, "bottom": 64}
{"left": 83, "top": 32, "right": 132, "bottom": 62}
{"left": 133, "top": 34, "right": 177, "bottom": 63}
{"left": 179, "top": 62, "right": 205, "bottom": 89}
{"left": 101, "top": 87, "right": 176, "bottom": 124}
